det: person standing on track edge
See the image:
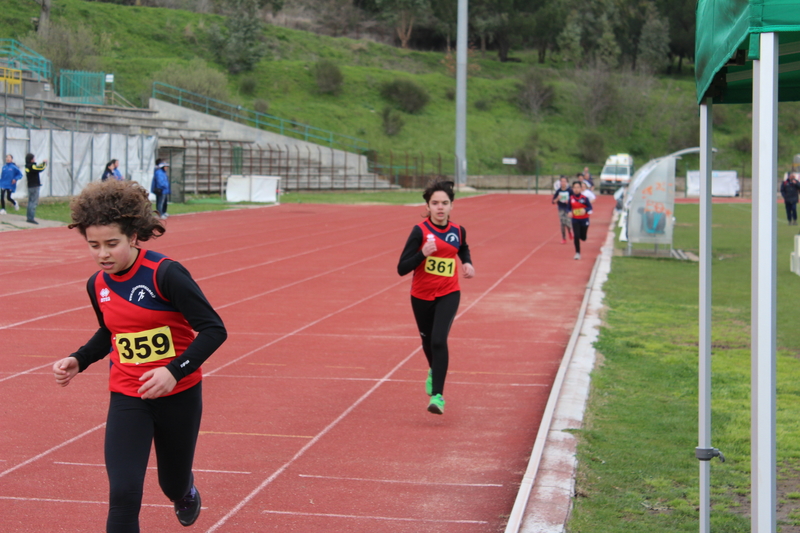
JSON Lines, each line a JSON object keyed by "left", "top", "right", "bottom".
{"left": 397, "top": 180, "right": 474, "bottom": 415}
{"left": 0, "top": 154, "right": 22, "bottom": 215}
{"left": 569, "top": 179, "right": 593, "bottom": 260}
{"left": 51, "top": 180, "right": 227, "bottom": 532}
{"left": 25, "top": 152, "right": 46, "bottom": 224}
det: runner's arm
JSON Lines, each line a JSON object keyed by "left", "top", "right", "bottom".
{"left": 157, "top": 261, "right": 227, "bottom": 382}
{"left": 458, "top": 226, "right": 472, "bottom": 266}
{"left": 397, "top": 226, "right": 425, "bottom": 276}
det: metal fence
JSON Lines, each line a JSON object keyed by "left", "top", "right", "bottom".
{"left": 0, "top": 39, "right": 52, "bottom": 81}
{"left": 152, "top": 82, "right": 370, "bottom": 154}
{"left": 163, "top": 139, "right": 396, "bottom": 195}
{"left": 59, "top": 70, "right": 106, "bottom": 105}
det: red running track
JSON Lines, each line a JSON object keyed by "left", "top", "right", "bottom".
{"left": 0, "top": 193, "right": 613, "bottom": 532}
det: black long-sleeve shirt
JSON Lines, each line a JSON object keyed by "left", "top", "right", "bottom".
{"left": 71, "top": 260, "right": 227, "bottom": 382}
{"left": 397, "top": 222, "right": 472, "bottom": 276}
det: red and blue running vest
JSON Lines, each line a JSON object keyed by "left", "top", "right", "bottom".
{"left": 93, "top": 249, "right": 200, "bottom": 397}
{"left": 411, "top": 219, "right": 463, "bottom": 301}
{"left": 569, "top": 194, "right": 591, "bottom": 220}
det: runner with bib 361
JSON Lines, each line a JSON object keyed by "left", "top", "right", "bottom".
{"left": 397, "top": 180, "right": 474, "bottom": 415}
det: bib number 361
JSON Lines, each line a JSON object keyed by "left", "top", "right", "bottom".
{"left": 424, "top": 256, "right": 455, "bottom": 277}
{"left": 116, "top": 326, "right": 176, "bottom": 365}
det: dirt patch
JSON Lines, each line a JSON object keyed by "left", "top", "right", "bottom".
{"left": 726, "top": 464, "right": 800, "bottom": 531}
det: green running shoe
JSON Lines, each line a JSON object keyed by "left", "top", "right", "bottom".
{"left": 425, "top": 369, "right": 433, "bottom": 396}
{"left": 427, "top": 394, "right": 445, "bottom": 415}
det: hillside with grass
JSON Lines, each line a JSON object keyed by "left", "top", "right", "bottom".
{"left": 4, "top": 0, "right": 799, "bottom": 177}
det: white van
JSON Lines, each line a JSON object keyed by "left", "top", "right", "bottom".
{"left": 599, "top": 154, "right": 634, "bottom": 194}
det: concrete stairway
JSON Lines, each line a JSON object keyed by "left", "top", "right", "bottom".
{"left": 0, "top": 61, "right": 392, "bottom": 194}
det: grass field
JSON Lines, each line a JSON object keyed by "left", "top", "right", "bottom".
{"left": 30, "top": 190, "right": 485, "bottom": 225}
{"left": 569, "top": 203, "right": 800, "bottom": 532}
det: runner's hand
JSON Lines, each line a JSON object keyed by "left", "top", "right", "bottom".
{"left": 53, "top": 357, "right": 79, "bottom": 387}
{"left": 138, "top": 367, "right": 177, "bottom": 399}
{"left": 462, "top": 263, "right": 475, "bottom": 279}
{"left": 422, "top": 241, "right": 437, "bottom": 257}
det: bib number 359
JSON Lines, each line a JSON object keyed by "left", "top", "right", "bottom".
{"left": 116, "top": 326, "right": 176, "bottom": 365}
{"left": 424, "top": 256, "right": 455, "bottom": 277}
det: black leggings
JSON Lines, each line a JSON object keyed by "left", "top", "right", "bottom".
{"left": 572, "top": 219, "right": 589, "bottom": 253}
{"left": 105, "top": 383, "right": 202, "bottom": 533}
{"left": 0, "top": 189, "right": 16, "bottom": 210}
{"left": 411, "top": 291, "right": 460, "bottom": 396}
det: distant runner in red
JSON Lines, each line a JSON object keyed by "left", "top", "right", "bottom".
{"left": 397, "top": 180, "right": 475, "bottom": 415}
{"left": 569, "top": 179, "right": 593, "bottom": 260}
{"left": 51, "top": 180, "right": 227, "bottom": 533}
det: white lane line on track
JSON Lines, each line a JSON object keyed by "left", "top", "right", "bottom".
{"left": 53, "top": 462, "right": 251, "bottom": 475}
{"left": 261, "top": 510, "right": 488, "bottom": 524}
{"left": 205, "top": 230, "right": 558, "bottom": 532}
{"left": 0, "top": 305, "right": 90, "bottom": 332}
{"left": 0, "top": 362, "right": 53, "bottom": 383}
{"left": 0, "top": 197, "right": 553, "bottom": 494}
{"left": 0, "top": 423, "right": 106, "bottom": 480}
{"left": 0, "top": 496, "right": 177, "bottom": 508}
{"left": 203, "top": 374, "right": 549, "bottom": 387}
{"left": 297, "top": 474, "right": 503, "bottom": 487}
{"left": 205, "top": 278, "right": 407, "bottom": 375}
{"left": 19, "top": 371, "right": 549, "bottom": 388}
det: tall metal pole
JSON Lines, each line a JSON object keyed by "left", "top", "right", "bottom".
{"left": 752, "top": 31, "right": 778, "bottom": 533}
{"left": 454, "top": 0, "right": 468, "bottom": 186}
{"left": 698, "top": 98, "right": 713, "bottom": 533}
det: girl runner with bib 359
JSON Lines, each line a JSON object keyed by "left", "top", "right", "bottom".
{"left": 397, "top": 180, "right": 474, "bottom": 415}
{"left": 51, "top": 180, "right": 227, "bottom": 533}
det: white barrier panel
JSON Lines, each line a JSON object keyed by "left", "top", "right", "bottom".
{"left": 686, "top": 170, "right": 740, "bottom": 197}
{"left": 1, "top": 127, "right": 157, "bottom": 198}
{"left": 226, "top": 175, "right": 281, "bottom": 203}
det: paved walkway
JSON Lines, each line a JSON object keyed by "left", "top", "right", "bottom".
{"left": 0, "top": 212, "right": 65, "bottom": 232}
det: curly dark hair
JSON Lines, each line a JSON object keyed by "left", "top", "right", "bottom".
{"left": 69, "top": 180, "right": 165, "bottom": 240}
{"left": 422, "top": 179, "right": 455, "bottom": 203}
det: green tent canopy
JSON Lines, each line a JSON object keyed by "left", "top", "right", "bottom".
{"left": 695, "top": 0, "right": 800, "bottom": 104}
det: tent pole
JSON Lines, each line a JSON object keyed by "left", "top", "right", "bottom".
{"left": 698, "top": 98, "right": 713, "bottom": 533}
{"left": 752, "top": 31, "right": 778, "bottom": 533}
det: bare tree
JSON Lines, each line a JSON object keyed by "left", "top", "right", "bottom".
{"left": 34, "top": 0, "right": 51, "bottom": 35}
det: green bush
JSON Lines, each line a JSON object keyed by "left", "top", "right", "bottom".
{"left": 312, "top": 59, "right": 344, "bottom": 95}
{"left": 381, "top": 106, "right": 405, "bottom": 136}
{"left": 240, "top": 75, "right": 258, "bottom": 96}
{"left": 254, "top": 98, "right": 270, "bottom": 114}
{"left": 151, "top": 59, "right": 230, "bottom": 102}
{"left": 380, "top": 78, "right": 430, "bottom": 114}
{"left": 517, "top": 69, "right": 555, "bottom": 119}
{"left": 474, "top": 99, "right": 491, "bottom": 111}
{"left": 514, "top": 132, "right": 540, "bottom": 173}
{"left": 577, "top": 130, "right": 606, "bottom": 163}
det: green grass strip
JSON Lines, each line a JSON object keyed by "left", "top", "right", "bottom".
{"left": 569, "top": 203, "right": 800, "bottom": 532}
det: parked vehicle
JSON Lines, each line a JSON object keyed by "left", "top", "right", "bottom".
{"left": 599, "top": 153, "right": 634, "bottom": 194}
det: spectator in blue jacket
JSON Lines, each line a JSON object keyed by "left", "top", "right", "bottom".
{"left": 1, "top": 154, "right": 23, "bottom": 215}
{"left": 151, "top": 159, "right": 171, "bottom": 219}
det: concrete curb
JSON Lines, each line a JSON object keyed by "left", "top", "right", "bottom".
{"left": 0, "top": 213, "right": 65, "bottom": 231}
{"left": 505, "top": 211, "right": 618, "bottom": 533}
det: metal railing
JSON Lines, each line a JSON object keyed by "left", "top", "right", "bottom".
{"left": 0, "top": 66, "right": 22, "bottom": 95}
{"left": 152, "top": 82, "right": 369, "bottom": 154}
{"left": 0, "top": 113, "right": 37, "bottom": 129}
{"left": 59, "top": 70, "right": 105, "bottom": 105}
{"left": 0, "top": 39, "right": 52, "bottom": 81}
